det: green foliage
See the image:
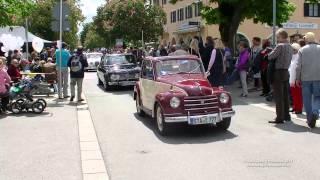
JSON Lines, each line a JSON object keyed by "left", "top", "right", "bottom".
{"left": 84, "top": 26, "right": 107, "bottom": 49}
{"left": 80, "top": 23, "right": 92, "bottom": 45}
{"left": 0, "top": 0, "right": 35, "bottom": 26}
{"left": 93, "top": 0, "right": 166, "bottom": 46}
{"left": 15, "top": 0, "right": 84, "bottom": 49}
{"left": 171, "top": 0, "right": 296, "bottom": 47}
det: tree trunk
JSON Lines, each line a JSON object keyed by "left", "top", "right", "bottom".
{"left": 218, "top": 5, "right": 243, "bottom": 55}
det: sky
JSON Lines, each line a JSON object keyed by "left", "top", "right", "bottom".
{"left": 79, "top": 0, "right": 105, "bottom": 33}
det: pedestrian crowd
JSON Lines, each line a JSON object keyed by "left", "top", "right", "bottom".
{"left": 0, "top": 45, "right": 89, "bottom": 113}
{"left": 142, "top": 29, "right": 320, "bottom": 128}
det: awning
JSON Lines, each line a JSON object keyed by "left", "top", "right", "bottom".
{"left": 0, "top": 26, "right": 52, "bottom": 43}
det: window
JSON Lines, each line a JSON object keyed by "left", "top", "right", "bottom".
{"left": 304, "top": 2, "right": 320, "bottom": 17}
{"left": 156, "top": 60, "right": 204, "bottom": 76}
{"left": 185, "top": 5, "right": 193, "bottom": 19}
{"left": 178, "top": 8, "right": 184, "bottom": 21}
{"left": 141, "top": 60, "right": 154, "bottom": 80}
{"left": 171, "top": 11, "right": 177, "bottom": 23}
{"left": 105, "top": 55, "right": 136, "bottom": 65}
{"left": 162, "top": 0, "right": 166, "bottom": 5}
{"left": 194, "top": 1, "right": 203, "bottom": 17}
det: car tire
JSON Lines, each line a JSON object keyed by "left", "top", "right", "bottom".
{"left": 155, "top": 105, "right": 170, "bottom": 136}
{"left": 98, "top": 76, "right": 103, "bottom": 85}
{"left": 217, "top": 117, "right": 231, "bottom": 130}
{"left": 103, "top": 79, "right": 112, "bottom": 91}
{"left": 136, "top": 95, "right": 145, "bottom": 117}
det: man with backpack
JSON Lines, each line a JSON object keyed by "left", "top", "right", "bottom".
{"left": 68, "top": 46, "right": 88, "bottom": 102}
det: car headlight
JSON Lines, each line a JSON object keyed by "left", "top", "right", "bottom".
{"left": 219, "top": 93, "right": 230, "bottom": 104}
{"left": 135, "top": 73, "right": 140, "bottom": 79}
{"left": 110, "top": 74, "right": 120, "bottom": 80}
{"left": 170, "top": 97, "right": 181, "bottom": 108}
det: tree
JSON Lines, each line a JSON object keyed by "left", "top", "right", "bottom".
{"left": 16, "top": 0, "right": 84, "bottom": 49}
{"left": 84, "top": 27, "right": 107, "bottom": 49}
{"left": 80, "top": 23, "right": 92, "bottom": 45}
{"left": 94, "top": 0, "right": 166, "bottom": 46}
{"left": 0, "top": 0, "right": 35, "bottom": 26}
{"left": 170, "top": 0, "right": 296, "bottom": 48}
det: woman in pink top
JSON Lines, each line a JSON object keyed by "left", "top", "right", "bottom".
{"left": 0, "top": 57, "right": 11, "bottom": 112}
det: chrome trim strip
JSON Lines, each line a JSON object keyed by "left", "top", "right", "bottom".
{"left": 164, "top": 110, "right": 235, "bottom": 123}
{"left": 184, "top": 102, "right": 218, "bottom": 107}
{"left": 184, "top": 98, "right": 218, "bottom": 102}
{"left": 185, "top": 106, "right": 219, "bottom": 111}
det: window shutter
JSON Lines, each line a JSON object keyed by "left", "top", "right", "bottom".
{"left": 318, "top": 3, "right": 320, "bottom": 17}
{"left": 304, "top": 3, "right": 309, "bottom": 16}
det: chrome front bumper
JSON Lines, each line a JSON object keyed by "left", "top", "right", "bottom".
{"left": 164, "top": 110, "right": 235, "bottom": 124}
{"left": 108, "top": 80, "right": 137, "bottom": 86}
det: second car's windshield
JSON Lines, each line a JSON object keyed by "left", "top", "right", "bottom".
{"left": 156, "top": 59, "right": 204, "bottom": 76}
{"left": 106, "top": 55, "right": 135, "bottom": 65}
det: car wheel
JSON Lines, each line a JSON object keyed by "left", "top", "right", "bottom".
{"left": 97, "top": 76, "right": 103, "bottom": 85}
{"left": 103, "top": 79, "right": 112, "bottom": 91}
{"left": 216, "top": 117, "right": 231, "bottom": 130}
{"left": 155, "top": 105, "right": 170, "bottom": 136}
{"left": 136, "top": 95, "right": 145, "bottom": 117}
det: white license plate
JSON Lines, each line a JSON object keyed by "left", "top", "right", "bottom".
{"left": 188, "top": 116, "right": 216, "bottom": 125}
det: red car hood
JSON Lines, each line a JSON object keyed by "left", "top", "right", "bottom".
{"left": 157, "top": 74, "right": 218, "bottom": 96}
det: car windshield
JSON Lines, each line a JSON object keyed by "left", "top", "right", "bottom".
{"left": 156, "top": 59, "right": 204, "bottom": 76}
{"left": 106, "top": 55, "right": 136, "bottom": 65}
{"left": 87, "top": 54, "right": 102, "bottom": 59}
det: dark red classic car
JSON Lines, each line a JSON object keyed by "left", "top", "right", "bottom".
{"left": 134, "top": 55, "right": 235, "bottom": 135}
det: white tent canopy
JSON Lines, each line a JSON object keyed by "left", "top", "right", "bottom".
{"left": 0, "top": 26, "right": 52, "bottom": 43}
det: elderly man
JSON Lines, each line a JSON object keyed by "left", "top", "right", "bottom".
{"left": 296, "top": 32, "right": 320, "bottom": 128}
{"left": 268, "top": 29, "right": 293, "bottom": 124}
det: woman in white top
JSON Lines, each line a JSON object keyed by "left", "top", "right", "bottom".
{"left": 289, "top": 43, "right": 303, "bottom": 114}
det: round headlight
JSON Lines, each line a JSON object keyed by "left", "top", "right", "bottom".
{"left": 170, "top": 97, "right": 181, "bottom": 108}
{"left": 219, "top": 93, "right": 230, "bottom": 104}
{"left": 110, "top": 74, "right": 120, "bottom": 80}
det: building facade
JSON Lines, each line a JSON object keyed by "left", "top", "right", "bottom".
{"left": 157, "top": 0, "right": 320, "bottom": 48}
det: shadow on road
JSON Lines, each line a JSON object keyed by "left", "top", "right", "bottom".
{"left": 0, "top": 111, "right": 53, "bottom": 119}
{"left": 97, "top": 84, "right": 134, "bottom": 97}
{"left": 134, "top": 113, "right": 238, "bottom": 144}
{"left": 275, "top": 121, "right": 320, "bottom": 134}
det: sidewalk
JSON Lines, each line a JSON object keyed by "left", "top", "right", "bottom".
{"left": 226, "top": 84, "right": 309, "bottom": 123}
{"left": 0, "top": 97, "right": 82, "bottom": 180}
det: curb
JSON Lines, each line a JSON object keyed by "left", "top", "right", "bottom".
{"left": 76, "top": 94, "right": 109, "bottom": 180}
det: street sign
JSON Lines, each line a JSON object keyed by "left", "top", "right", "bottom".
{"left": 51, "top": 2, "right": 71, "bottom": 32}
{"left": 52, "top": 2, "right": 70, "bottom": 20}
{"left": 51, "top": 20, "right": 71, "bottom": 32}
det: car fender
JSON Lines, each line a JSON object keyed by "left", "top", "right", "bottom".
{"left": 153, "top": 91, "right": 184, "bottom": 118}
{"left": 134, "top": 82, "right": 140, "bottom": 100}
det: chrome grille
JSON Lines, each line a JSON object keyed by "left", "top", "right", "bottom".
{"left": 184, "top": 95, "right": 219, "bottom": 115}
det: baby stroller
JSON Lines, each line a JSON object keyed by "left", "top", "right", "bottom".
{"left": 9, "top": 77, "right": 47, "bottom": 114}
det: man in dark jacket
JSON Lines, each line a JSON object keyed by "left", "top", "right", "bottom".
{"left": 201, "top": 36, "right": 215, "bottom": 71}
{"left": 68, "top": 46, "right": 88, "bottom": 102}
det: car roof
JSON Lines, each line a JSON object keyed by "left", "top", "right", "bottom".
{"left": 145, "top": 55, "right": 200, "bottom": 62}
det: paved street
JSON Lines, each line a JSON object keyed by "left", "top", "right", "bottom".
{"left": 0, "top": 98, "right": 82, "bottom": 180}
{"left": 83, "top": 72, "right": 320, "bottom": 180}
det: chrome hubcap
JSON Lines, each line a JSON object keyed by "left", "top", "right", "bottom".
{"left": 157, "top": 107, "right": 163, "bottom": 132}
